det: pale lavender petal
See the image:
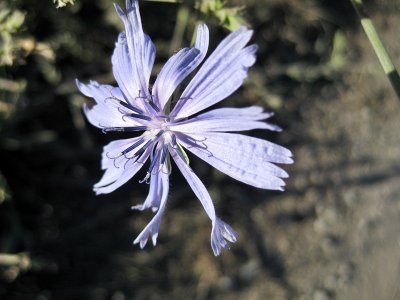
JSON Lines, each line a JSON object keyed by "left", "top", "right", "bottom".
{"left": 171, "top": 27, "right": 257, "bottom": 118}
{"left": 171, "top": 118, "right": 272, "bottom": 132}
{"left": 131, "top": 171, "right": 162, "bottom": 212}
{"left": 178, "top": 132, "right": 293, "bottom": 190}
{"left": 111, "top": 33, "right": 144, "bottom": 111}
{"left": 190, "top": 106, "right": 273, "bottom": 120}
{"left": 152, "top": 24, "right": 209, "bottom": 110}
{"left": 76, "top": 79, "right": 143, "bottom": 128}
{"left": 170, "top": 106, "right": 281, "bottom": 132}
{"left": 94, "top": 143, "right": 152, "bottom": 195}
{"left": 143, "top": 34, "right": 156, "bottom": 84}
{"left": 133, "top": 166, "right": 169, "bottom": 248}
{"left": 112, "top": 33, "right": 136, "bottom": 104}
{"left": 114, "top": 0, "right": 155, "bottom": 98}
{"left": 211, "top": 219, "right": 238, "bottom": 256}
{"left": 100, "top": 137, "right": 143, "bottom": 170}
{"left": 112, "top": 32, "right": 155, "bottom": 109}
{"left": 153, "top": 48, "right": 199, "bottom": 108}
{"left": 171, "top": 148, "right": 237, "bottom": 256}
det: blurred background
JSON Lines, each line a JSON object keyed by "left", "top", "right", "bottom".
{"left": 1, "top": 0, "right": 399, "bottom": 299}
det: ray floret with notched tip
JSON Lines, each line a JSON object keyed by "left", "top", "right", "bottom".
{"left": 76, "top": 0, "right": 293, "bottom": 256}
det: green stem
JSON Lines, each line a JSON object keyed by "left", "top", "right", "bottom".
{"left": 169, "top": 4, "right": 190, "bottom": 55}
{"left": 165, "top": 4, "right": 191, "bottom": 112}
{"left": 350, "top": 0, "right": 400, "bottom": 99}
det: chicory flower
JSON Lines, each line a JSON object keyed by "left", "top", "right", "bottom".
{"left": 76, "top": 0, "right": 293, "bottom": 256}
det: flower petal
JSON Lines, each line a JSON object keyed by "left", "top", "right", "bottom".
{"left": 111, "top": 32, "right": 155, "bottom": 111}
{"left": 178, "top": 132, "right": 293, "bottom": 191}
{"left": 171, "top": 148, "right": 237, "bottom": 256}
{"left": 131, "top": 171, "right": 162, "bottom": 212}
{"left": 170, "top": 106, "right": 281, "bottom": 132}
{"left": 188, "top": 106, "right": 270, "bottom": 119}
{"left": 111, "top": 33, "right": 137, "bottom": 106}
{"left": 76, "top": 79, "right": 143, "bottom": 128}
{"left": 152, "top": 24, "right": 209, "bottom": 111}
{"left": 93, "top": 140, "right": 152, "bottom": 194}
{"left": 211, "top": 219, "right": 238, "bottom": 256}
{"left": 99, "top": 136, "right": 147, "bottom": 169}
{"left": 171, "top": 27, "right": 257, "bottom": 118}
{"left": 133, "top": 166, "right": 169, "bottom": 248}
{"left": 114, "top": 0, "right": 155, "bottom": 98}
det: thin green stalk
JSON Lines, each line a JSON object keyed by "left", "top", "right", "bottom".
{"left": 169, "top": 4, "right": 190, "bottom": 55}
{"left": 350, "top": 0, "right": 400, "bottom": 99}
{"left": 165, "top": 4, "right": 191, "bottom": 113}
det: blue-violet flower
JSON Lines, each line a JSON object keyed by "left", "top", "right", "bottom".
{"left": 76, "top": 0, "right": 293, "bottom": 256}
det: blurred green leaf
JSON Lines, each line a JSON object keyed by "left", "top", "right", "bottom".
{"left": 0, "top": 9, "right": 25, "bottom": 33}
{"left": 198, "top": 0, "right": 248, "bottom": 31}
{"left": 53, "top": 0, "right": 75, "bottom": 8}
{"left": 0, "top": 8, "right": 25, "bottom": 66}
{"left": 285, "top": 30, "right": 349, "bottom": 82}
{"left": 145, "top": 0, "right": 248, "bottom": 31}
{"left": 0, "top": 172, "right": 10, "bottom": 204}
{"left": 330, "top": 30, "right": 348, "bottom": 70}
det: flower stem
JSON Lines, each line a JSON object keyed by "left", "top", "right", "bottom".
{"left": 169, "top": 4, "right": 190, "bottom": 55}
{"left": 350, "top": 0, "right": 400, "bottom": 100}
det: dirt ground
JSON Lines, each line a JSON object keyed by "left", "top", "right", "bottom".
{"left": 1, "top": 0, "right": 399, "bottom": 299}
